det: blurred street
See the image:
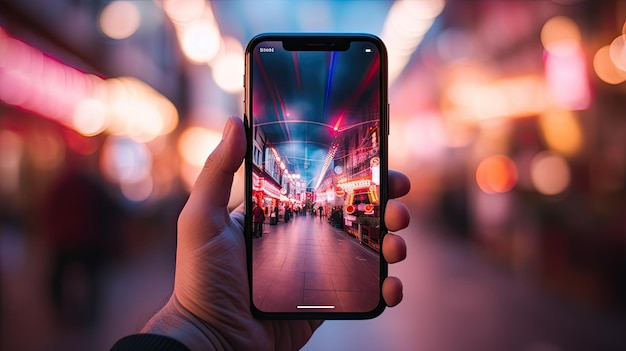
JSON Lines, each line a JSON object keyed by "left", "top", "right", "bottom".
{"left": 305, "top": 214, "right": 626, "bottom": 351}
{"left": 1, "top": 0, "right": 626, "bottom": 350}
{"left": 0, "top": 224, "right": 176, "bottom": 351}
{"left": 2, "top": 212, "right": 625, "bottom": 351}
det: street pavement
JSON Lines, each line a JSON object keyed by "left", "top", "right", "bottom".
{"left": 252, "top": 213, "right": 381, "bottom": 313}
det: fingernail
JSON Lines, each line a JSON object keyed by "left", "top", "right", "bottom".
{"left": 223, "top": 117, "right": 234, "bottom": 139}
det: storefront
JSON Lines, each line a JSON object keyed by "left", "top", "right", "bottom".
{"left": 335, "top": 173, "right": 381, "bottom": 252}
{"left": 252, "top": 170, "right": 284, "bottom": 222}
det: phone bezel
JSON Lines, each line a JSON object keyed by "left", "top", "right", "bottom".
{"left": 244, "top": 33, "right": 389, "bottom": 320}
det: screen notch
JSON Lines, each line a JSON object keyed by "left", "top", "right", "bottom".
{"left": 282, "top": 37, "right": 350, "bottom": 51}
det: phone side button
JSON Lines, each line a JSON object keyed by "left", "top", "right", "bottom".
{"left": 387, "top": 103, "right": 390, "bottom": 135}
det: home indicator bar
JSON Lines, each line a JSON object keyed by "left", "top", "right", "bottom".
{"left": 297, "top": 305, "right": 336, "bottom": 309}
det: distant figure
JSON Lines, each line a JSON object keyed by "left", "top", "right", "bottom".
{"left": 44, "top": 168, "right": 118, "bottom": 326}
{"left": 252, "top": 201, "right": 264, "bottom": 238}
{"left": 318, "top": 206, "right": 323, "bottom": 221}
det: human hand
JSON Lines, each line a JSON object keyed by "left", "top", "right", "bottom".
{"left": 141, "top": 116, "right": 410, "bottom": 351}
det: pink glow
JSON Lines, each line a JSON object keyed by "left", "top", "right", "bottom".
{"left": 545, "top": 44, "right": 591, "bottom": 110}
{"left": 0, "top": 29, "right": 98, "bottom": 125}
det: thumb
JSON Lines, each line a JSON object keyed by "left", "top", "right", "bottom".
{"left": 181, "top": 117, "right": 246, "bottom": 234}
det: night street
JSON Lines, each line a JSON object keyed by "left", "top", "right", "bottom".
{"left": 2, "top": 1, "right": 626, "bottom": 350}
{"left": 252, "top": 214, "right": 380, "bottom": 313}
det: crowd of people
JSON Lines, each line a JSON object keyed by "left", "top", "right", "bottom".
{"left": 253, "top": 203, "right": 346, "bottom": 227}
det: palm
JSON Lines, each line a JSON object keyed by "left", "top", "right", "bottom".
{"left": 174, "top": 206, "right": 320, "bottom": 351}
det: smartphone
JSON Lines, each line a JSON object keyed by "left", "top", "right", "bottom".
{"left": 244, "top": 33, "right": 388, "bottom": 319}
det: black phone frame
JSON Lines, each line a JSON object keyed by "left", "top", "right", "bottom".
{"left": 244, "top": 33, "right": 389, "bottom": 320}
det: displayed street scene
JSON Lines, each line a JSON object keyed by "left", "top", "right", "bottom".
{"left": 250, "top": 43, "right": 384, "bottom": 312}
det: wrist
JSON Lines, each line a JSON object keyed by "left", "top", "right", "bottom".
{"left": 142, "top": 296, "right": 231, "bottom": 351}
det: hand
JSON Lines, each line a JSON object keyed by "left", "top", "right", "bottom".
{"left": 142, "top": 116, "right": 411, "bottom": 351}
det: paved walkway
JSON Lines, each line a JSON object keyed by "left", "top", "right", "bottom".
{"left": 252, "top": 214, "right": 381, "bottom": 313}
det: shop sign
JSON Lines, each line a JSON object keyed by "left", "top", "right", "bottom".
{"left": 335, "top": 186, "right": 345, "bottom": 196}
{"left": 371, "top": 157, "right": 380, "bottom": 186}
{"left": 316, "top": 192, "right": 326, "bottom": 203}
{"left": 347, "top": 185, "right": 379, "bottom": 205}
{"left": 264, "top": 183, "right": 281, "bottom": 199}
{"left": 337, "top": 177, "right": 371, "bottom": 193}
{"left": 326, "top": 188, "right": 335, "bottom": 203}
{"left": 252, "top": 173, "right": 264, "bottom": 191}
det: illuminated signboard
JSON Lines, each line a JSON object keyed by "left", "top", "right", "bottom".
{"left": 337, "top": 177, "right": 371, "bottom": 193}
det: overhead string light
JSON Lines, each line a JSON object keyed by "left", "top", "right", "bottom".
{"left": 314, "top": 142, "right": 339, "bottom": 191}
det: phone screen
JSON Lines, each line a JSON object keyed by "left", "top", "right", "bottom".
{"left": 245, "top": 34, "right": 388, "bottom": 319}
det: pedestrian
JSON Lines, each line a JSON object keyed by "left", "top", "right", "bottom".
{"left": 252, "top": 201, "right": 265, "bottom": 238}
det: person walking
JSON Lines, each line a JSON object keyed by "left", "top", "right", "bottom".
{"left": 252, "top": 201, "right": 265, "bottom": 238}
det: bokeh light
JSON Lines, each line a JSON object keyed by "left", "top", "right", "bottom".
{"left": 539, "top": 110, "right": 582, "bottom": 156}
{"left": 100, "top": 136, "right": 152, "bottom": 184}
{"left": 103, "top": 77, "right": 179, "bottom": 143}
{"left": 544, "top": 47, "right": 590, "bottom": 110}
{"left": 540, "top": 16, "right": 581, "bottom": 55}
{"left": 162, "top": 0, "right": 205, "bottom": 24}
{"left": 0, "top": 29, "right": 177, "bottom": 142}
{"left": 381, "top": 0, "right": 445, "bottom": 84}
{"left": 120, "top": 175, "right": 154, "bottom": 202}
{"left": 179, "top": 13, "right": 220, "bottom": 64}
{"left": 72, "top": 98, "right": 108, "bottom": 136}
{"left": 609, "top": 34, "right": 626, "bottom": 72}
{"left": 177, "top": 126, "right": 223, "bottom": 191}
{"left": 593, "top": 45, "right": 626, "bottom": 85}
{"left": 177, "top": 126, "right": 222, "bottom": 167}
{"left": 542, "top": 17, "right": 590, "bottom": 110}
{"left": 211, "top": 36, "right": 245, "bottom": 93}
{"left": 446, "top": 74, "right": 547, "bottom": 121}
{"left": 530, "top": 151, "right": 571, "bottom": 195}
{"left": 0, "top": 33, "right": 101, "bottom": 126}
{"left": 475, "top": 155, "right": 518, "bottom": 194}
{"left": 99, "top": 1, "right": 142, "bottom": 40}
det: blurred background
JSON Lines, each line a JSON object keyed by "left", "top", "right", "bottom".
{"left": 1, "top": 0, "right": 625, "bottom": 350}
